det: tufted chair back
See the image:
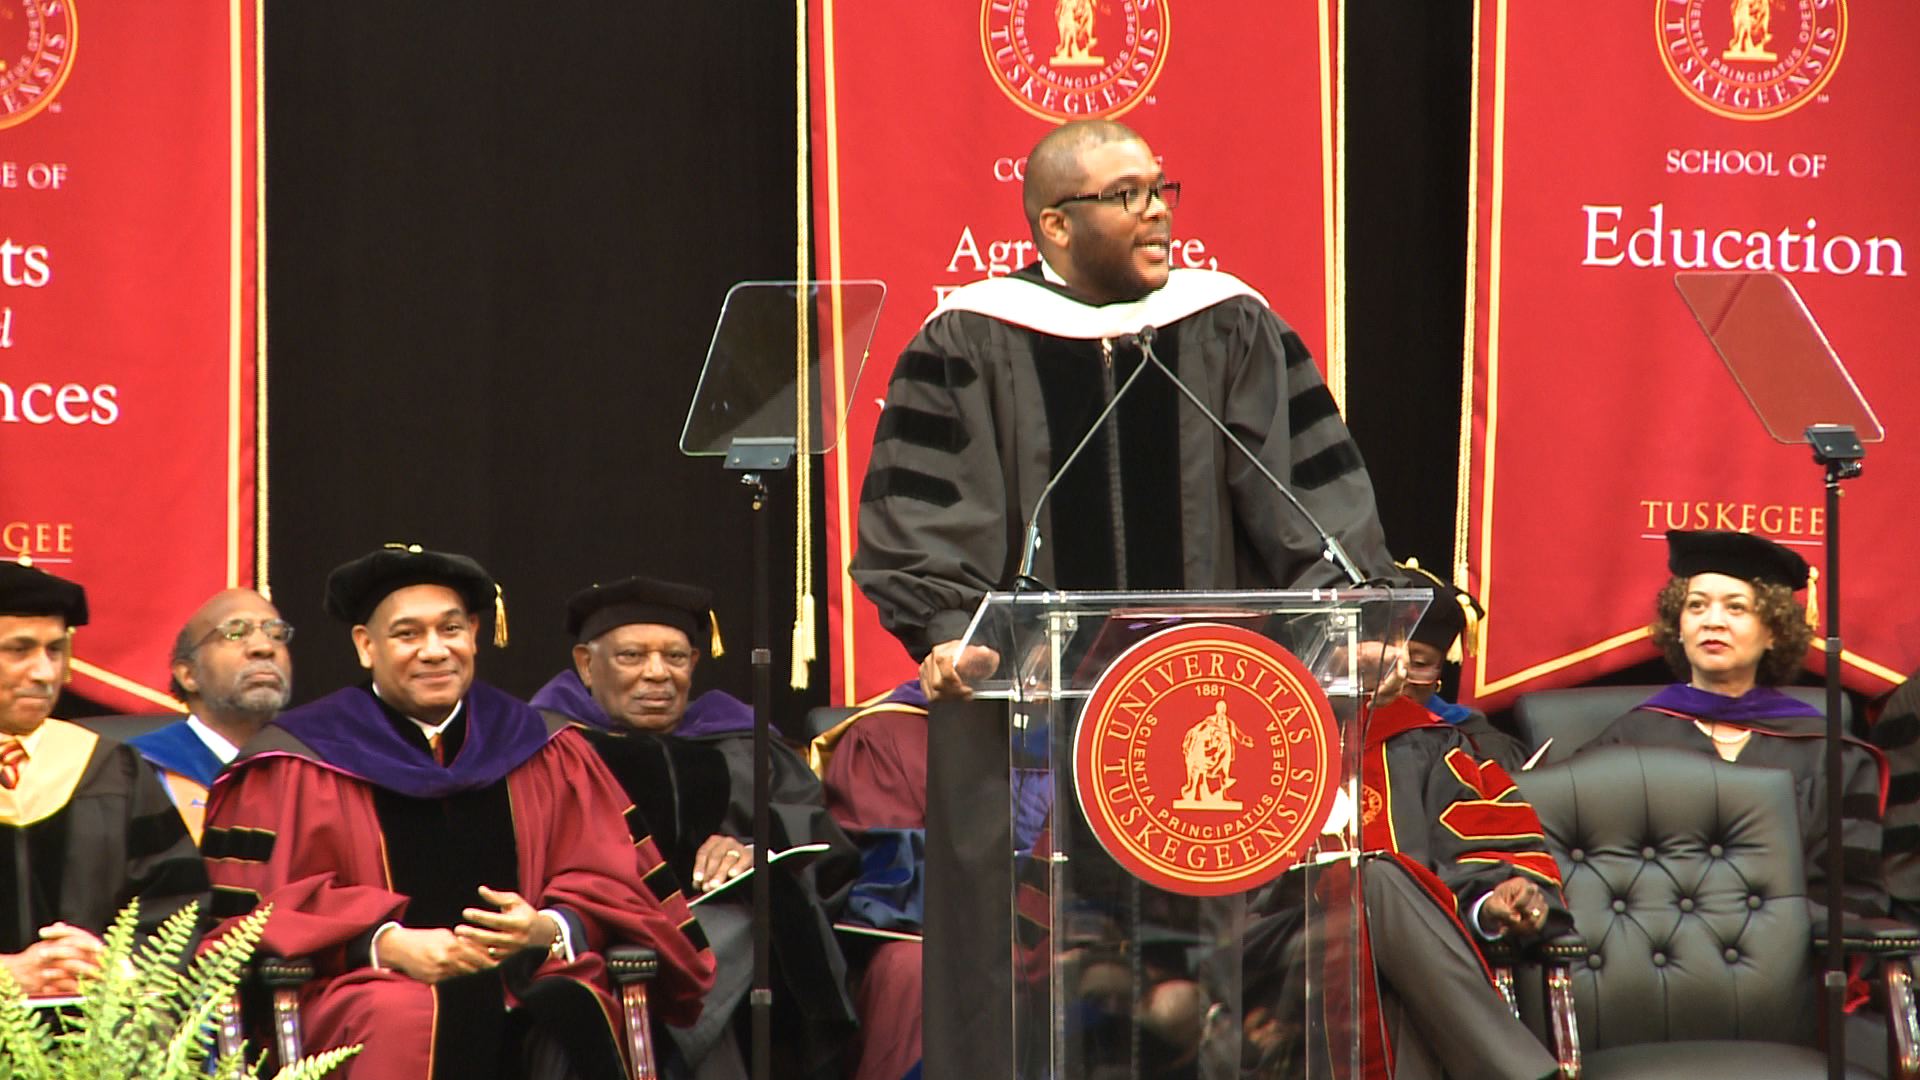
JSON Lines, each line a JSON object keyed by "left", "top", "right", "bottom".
{"left": 1515, "top": 745, "right": 1817, "bottom": 1053}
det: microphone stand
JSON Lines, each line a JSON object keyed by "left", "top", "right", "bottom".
{"left": 1015, "top": 327, "right": 1369, "bottom": 592}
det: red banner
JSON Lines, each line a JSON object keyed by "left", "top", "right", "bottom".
{"left": 1, "top": 1, "right": 261, "bottom": 712}
{"left": 812, "top": 0, "right": 1344, "bottom": 703}
{"left": 1462, "top": 0, "right": 1916, "bottom": 707}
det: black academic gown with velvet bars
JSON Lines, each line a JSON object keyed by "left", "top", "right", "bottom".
{"left": 543, "top": 687, "right": 858, "bottom": 1080}
{"left": 850, "top": 264, "right": 1394, "bottom": 1080}
{"left": 1871, "top": 675, "right": 1920, "bottom": 919}
{"left": 0, "top": 719, "right": 206, "bottom": 954}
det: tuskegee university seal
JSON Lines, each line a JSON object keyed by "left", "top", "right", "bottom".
{"left": 1072, "top": 623, "right": 1342, "bottom": 897}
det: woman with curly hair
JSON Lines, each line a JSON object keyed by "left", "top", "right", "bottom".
{"left": 1585, "top": 529, "right": 1888, "bottom": 919}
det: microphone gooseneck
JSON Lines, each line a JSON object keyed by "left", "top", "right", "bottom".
{"left": 1014, "top": 322, "right": 1365, "bottom": 592}
{"left": 1133, "top": 331, "right": 1367, "bottom": 586}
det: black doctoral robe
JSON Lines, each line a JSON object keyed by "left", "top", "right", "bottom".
{"left": 1869, "top": 675, "right": 1920, "bottom": 921}
{"left": 1586, "top": 692, "right": 1888, "bottom": 922}
{"left": 538, "top": 680, "right": 859, "bottom": 1080}
{"left": 0, "top": 719, "right": 206, "bottom": 955}
{"left": 850, "top": 264, "right": 1394, "bottom": 1080}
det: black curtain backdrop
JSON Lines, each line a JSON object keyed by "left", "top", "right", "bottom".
{"left": 230, "top": 5, "right": 1474, "bottom": 729}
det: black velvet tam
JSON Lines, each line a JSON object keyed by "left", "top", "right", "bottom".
{"left": 322, "top": 544, "right": 496, "bottom": 625}
{"left": 0, "top": 559, "right": 88, "bottom": 626}
{"left": 564, "top": 575, "right": 713, "bottom": 647}
{"left": 1665, "top": 529, "right": 1809, "bottom": 590}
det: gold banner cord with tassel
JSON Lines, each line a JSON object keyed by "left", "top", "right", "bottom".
{"left": 791, "top": 0, "right": 817, "bottom": 690}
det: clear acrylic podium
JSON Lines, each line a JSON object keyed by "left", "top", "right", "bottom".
{"left": 955, "top": 586, "right": 1427, "bottom": 1080}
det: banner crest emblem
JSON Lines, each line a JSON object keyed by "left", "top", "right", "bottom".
{"left": 1072, "top": 623, "right": 1341, "bottom": 897}
{"left": 980, "top": 0, "right": 1168, "bottom": 122}
{"left": 1657, "top": 0, "right": 1846, "bottom": 121}
{"left": 0, "top": 0, "right": 76, "bottom": 131}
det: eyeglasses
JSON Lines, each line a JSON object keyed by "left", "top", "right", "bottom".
{"left": 194, "top": 617, "right": 295, "bottom": 650}
{"left": 1050, "top": 179, "right": 1181, "bottom": 214}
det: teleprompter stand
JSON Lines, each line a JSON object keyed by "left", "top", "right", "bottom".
{"left": 680, "top": 280, "right": 884, "bottom": 1080}
{"left": 1676, "top": 270, "right": 1886, "bottom": 1080}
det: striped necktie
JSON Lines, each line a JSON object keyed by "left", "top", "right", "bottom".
{"left": 0, "top": 738, "right": 24, "bottom": 790}
{"left": 428, "top": 730, "right": 445, "bottom": 767}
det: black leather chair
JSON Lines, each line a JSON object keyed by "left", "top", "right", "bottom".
{"left": 1511, "top": 745, "right": 1918, "bottom": 1079}
{"left": 1512, "top": 685, "right": 1852, "bottom": 766}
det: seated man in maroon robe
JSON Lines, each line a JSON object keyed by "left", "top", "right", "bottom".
{"left": 201, "top": 545, "right": 715, "bottom": 1080}
{"left": 817, "top": 681, "right": 929, "bottom": 1080}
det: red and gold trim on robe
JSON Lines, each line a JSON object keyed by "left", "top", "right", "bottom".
{"left": 1333, "top": 696, "right": 1565, "bottom": 1078}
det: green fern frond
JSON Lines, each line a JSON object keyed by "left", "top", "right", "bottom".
{"left": 0, "top": 899, "right": 352, "bottom": 1079}
{"left": 0, "top": 965, "right": 53, "bottom": 1078}
{"left": 158, "top": 905, "right": 270, "bottom": 1078}
{"left": 268, "top": 1044, "right": 361, "bottom": 1080}
{"left": 52, "top": 899, "right": 145, "bottom": 1076}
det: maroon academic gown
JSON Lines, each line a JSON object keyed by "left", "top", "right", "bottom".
{"left": 202, "top": 683, "right": 715, "bottom": 1080}
{"left": 821, "top": 693, "right": 928, "bottom": 1080}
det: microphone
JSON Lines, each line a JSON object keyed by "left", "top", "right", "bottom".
{"left": 1133, "top": 331, "right": 1368, "bottom": 586}
{"left": 1012, "top": 333, "right": 1159, "bottom": 591}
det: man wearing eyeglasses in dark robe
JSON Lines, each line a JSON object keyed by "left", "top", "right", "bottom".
{"left": 0, "top": 559, "right": 207, "bottom": 997}
{"left": 128, "top": 588, "right": 294, "bottom": 841}
{"left": 850, "top": 119, "right": 1393, "bottom": 1080}
{"left": 532, "top": 576, "right": 859, "bottom": 1080}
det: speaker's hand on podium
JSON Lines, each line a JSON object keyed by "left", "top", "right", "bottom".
{"left": 1345, "top": 641, "right": 1410, "bottom": 704}
{"left": 920, "top": 640, "right": 1001, "bottom": 701}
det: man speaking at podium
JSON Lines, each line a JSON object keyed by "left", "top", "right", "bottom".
{"left": 851, "top": 119, "right": 1394, "bottom": 1079}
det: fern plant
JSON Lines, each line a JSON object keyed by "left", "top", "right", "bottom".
{"left": 0, "top": 900, "right": 358, "bottom": 1079}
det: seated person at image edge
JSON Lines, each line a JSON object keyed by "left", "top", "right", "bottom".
{"left": 128, "top": 587, "right": 295, "bottom": 841}
{"left": 531, "top": 575, "right": 858, "bottom": 1080}
{"left": 200, "top": 546, "right": 715, "bottom": 1080}
{"left": 1871, "top": 671, "right": 1920, "bottom": 926}
{"left": 0, "top": 560, "right": 207, "bottom": 997}
{"left": 1584, "top": 528, "right": 1888, "bottom": 920}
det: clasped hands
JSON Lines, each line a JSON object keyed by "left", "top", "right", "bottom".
{"left": 0, "top": 922, "right": 105, "bottom": 997}
{"left": 378, "top": 885, "right": 561, "bottom": 985}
